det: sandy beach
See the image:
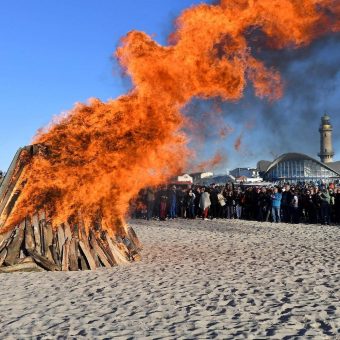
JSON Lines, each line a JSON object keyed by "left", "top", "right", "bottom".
{"left": 0, "top": 219, "right": 339, "bottom": 339}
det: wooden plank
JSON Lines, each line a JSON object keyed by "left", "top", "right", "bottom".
{"left": 39, "top": 219, "right": 45, "bottom": 256}
{"left": 32, "top": 213, "right": 41, "bottom": 254}
{"left": 62, "top": 238, "right": 70, "bottom": 271}
{"left": 38, "top": 210, "right": 48, "bottom": 256}
{"left": 43, "top": 222, "right": 54, "bottom": 262}
{"left": 79, "top": 222, "right": 89, "bottom": 244}
{"left": 0, "top": 248, "right": 7, "bottom": 267}
{"left": 105, "top": 232, "right": 130, "bottom": 265}
{"left": 68, "top": 238, "right": 79, "bottom": 271}
{"left": 89, "top": 245, "right": 101, "bottom": 268}
{"left": 79, "top": 240, "right": 96, "bottom": 270}
{"left": 27, "top": 250, "right": 60, "bottom": 271}
{"left": 17, "top": 256, "right": 34, "bottom": 264}
{"left": 5, "top": 222, "right": 25, "bottom": 266}
{"left": 127, "top": 226, "right": 143, "bottom": 250}
{"left": 79, "top": 253, "right": 89, "bottom": 271}
{"left": 0, "top": 262, "right": 44, "bottom": 273}
{"left": 96, "top": 237, "right": 115, "bottom": 266}
{"left": 24, "top": 217, "right": 35, "bottom": 251}
{"left": 5, "top": 229, "right": 17, "bottom": 248}
{"left": 89, "top": 234, "right": 111, "bottom": 268}
{"left": 0, "top": 230, "right": 12, "bottom": 253}
{"left": 64, "top": 222, "right": 72, "bottom": 242}
{"left": 57, "top": 225, "right": 65, "bottom": 253}
{"left": 50, "top": 231, "right": 60, "bottom": 266}
{"left": 78, "top": 221, "right": 95, "bottom": 270}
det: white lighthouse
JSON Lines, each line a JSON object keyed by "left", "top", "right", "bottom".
{"left": 318, "top": 114, "right": 334, "bottom": 163}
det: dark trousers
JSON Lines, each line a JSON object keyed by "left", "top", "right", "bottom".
{"left": 187, "top": 205, "right": 195, "bottom": 219}
{"left": 147, "top": 200, "right": 154, "bottom": 220}
{"left": 210, "top": 204, "right": 218, "bottom": 218}
{"left": 290, "top": 207, "right": 299, "bottom": 224}
{"left": 282, "top": 205, "right": 290, "bottom": 222}
{"left": 320, "top": 203, "right": 330, "bottom": 224}
{"left": 306, "top": 207, "right": 317, "bottom": 224}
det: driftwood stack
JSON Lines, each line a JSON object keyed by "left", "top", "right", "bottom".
{"left": 0, "top": 212, "right": 142, "bottom": 273}
{"left": 0, "top": 144, "right": 142, "bottom": 273}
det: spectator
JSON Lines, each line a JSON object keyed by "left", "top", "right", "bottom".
{"left": 217, "top": 190, "right": 226, "bottom": 218}
{"left": 319, "top": 188, "right": 331, "bottom": 225}
{"left": 168, "top": 185, "right": 177, "bottom": 219}
{"left": 146, "top": 188, "right": 155, "bottom": 220}
{"left": 186, "top": 189, "right": 196, "bottom": 219}
{"left": 199, "top": 187, "right": 211, "bottom": 220}
{"left": 159, "top": 187, "right": 168, "bottom": 220}
{"left": 271, "top": 187, "right": 282, "bottom": 223}
{"left": 290, "top": 187, "right": 299, "bottom": 224}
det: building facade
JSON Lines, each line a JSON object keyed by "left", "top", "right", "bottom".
{"left": 230, "top": 167, "right": 259, "bottom": 178}
{"left": 263, "top": 153, "right": 340, "bottom": 184}
{"left": 257, "top": 114, "right": 340, "bottom": 184}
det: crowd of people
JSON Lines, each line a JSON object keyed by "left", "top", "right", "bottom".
{"left": 131, "top": 183, "right": 340, "bottom": 225}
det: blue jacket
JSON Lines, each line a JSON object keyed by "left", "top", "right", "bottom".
{"left": 271, "top": 192, "right": 282, "bottom": 207}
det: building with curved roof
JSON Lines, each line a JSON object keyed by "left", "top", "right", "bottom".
{"left": 257, "top": 115, "right": 340, "bottom": 184}
{"left": 259, "top": 152, "right": 340, "bottom": 184}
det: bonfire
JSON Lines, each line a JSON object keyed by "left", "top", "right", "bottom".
{"left": 0, "top": 146, "right": 142, "bottom": 272}
{"left": 0, "top": 0, "right": 339, "bottom": 271}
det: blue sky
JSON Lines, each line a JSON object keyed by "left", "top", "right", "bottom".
{"left": 1, "top": 0, "right": 339, "bottom": 173}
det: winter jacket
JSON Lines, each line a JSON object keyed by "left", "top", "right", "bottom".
{"left": 199, "top": 192, "right": 211, "bottom": 210}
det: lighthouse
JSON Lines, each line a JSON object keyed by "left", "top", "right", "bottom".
{"left": 318, "top": 114, "right": 334, "bottom": 163}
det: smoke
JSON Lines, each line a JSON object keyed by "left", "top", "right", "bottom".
{"left": 186, "top": 32, "right": 340, "bottom": 168}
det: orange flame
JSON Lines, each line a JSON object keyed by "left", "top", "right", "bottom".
{"left": 6, "top": 0, "right": 340, "bottom": 231}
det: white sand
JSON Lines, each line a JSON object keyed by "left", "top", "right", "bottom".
{"left": 0, "top": 219, "right": 339, "bottom": 339}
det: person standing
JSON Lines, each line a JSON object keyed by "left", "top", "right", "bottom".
{"left": 225, "top": 190, "right": 234, "bottom": 219}
{"left": 194, "top": 187, "right": 201, "bottom": 218}
{"left": 319, "top": 188, "right": 331, "bottom": 225}
{"left": 199, "top": 187, "right": 211, "bottom": 220}
{"left": 159, "top": 187, "right": 168, "bottom": 221}
{"left": 168, "top": 185, "right": 177, "bottom": 219}
{"left": 146, "top": 188, "right": 155, "bottom": 220}
{"left": 217, "top": 190, "right": 226, "bottom": 218}
{"left": 187, "top": 189, "right": 196, "bottom": 219}
{"left": 178, "top": 188, "right": 186, "bottom": 218}
{"left": 304, "top": 189, "right": 317, "bottom": 224}
{"left": 258, "top": 187, "right": 269, "bottom": 222}
{"left": 281, "top": 185, "right": 292, "bottom": 223}
{"left": 234, "top": 188, "right": 243, "bottom": 219}
{"left": 209, "top": 184, "right": 219, "bottom": 219}
{"left": 290, "top": 187, "right": 299, "bottom": 224}
{"left": 335, "top": 188, "right": 340, "bottom": 224}
{"left": 271, "top": 187, "right": 282, "bottom": 223}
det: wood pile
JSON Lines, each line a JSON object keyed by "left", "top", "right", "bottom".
{"left": 0, "top": 212, "right": 142, "bottom": 273}
{"left": 0, "top": 145, "right": 142, "bottom": 272}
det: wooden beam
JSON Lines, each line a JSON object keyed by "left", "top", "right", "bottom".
{"left": 89, "top": 234, "right": 111, "bottom": 268}
{"left": 0, "top": 262, "right": 44, "bottom": 273}
{"left": 32, "top": 213, "right": 41, "bottom": 254}
{"left": 24, "top": 217, "right": 35, "bottom": 251}
{"left": 105, "top": 232, "right": 130, "bottom": 265}
{"left": 68, "top": 237, "right": 79, "bottom": 271}
{"left": 62, "top": 238, "right": 70, "bottom": 271}
{"left": 27, "top": 250, "right": 60, "bottom": 271}
{"left": 79, "top": 240, "right": 96, "bottom": 270}
{"left": 5, "top": 222, "right": 25, "bottom": 266}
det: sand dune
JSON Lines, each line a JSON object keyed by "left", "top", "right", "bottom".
{"left": 0, "top": 219, "right": 339, "bottom": 338}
